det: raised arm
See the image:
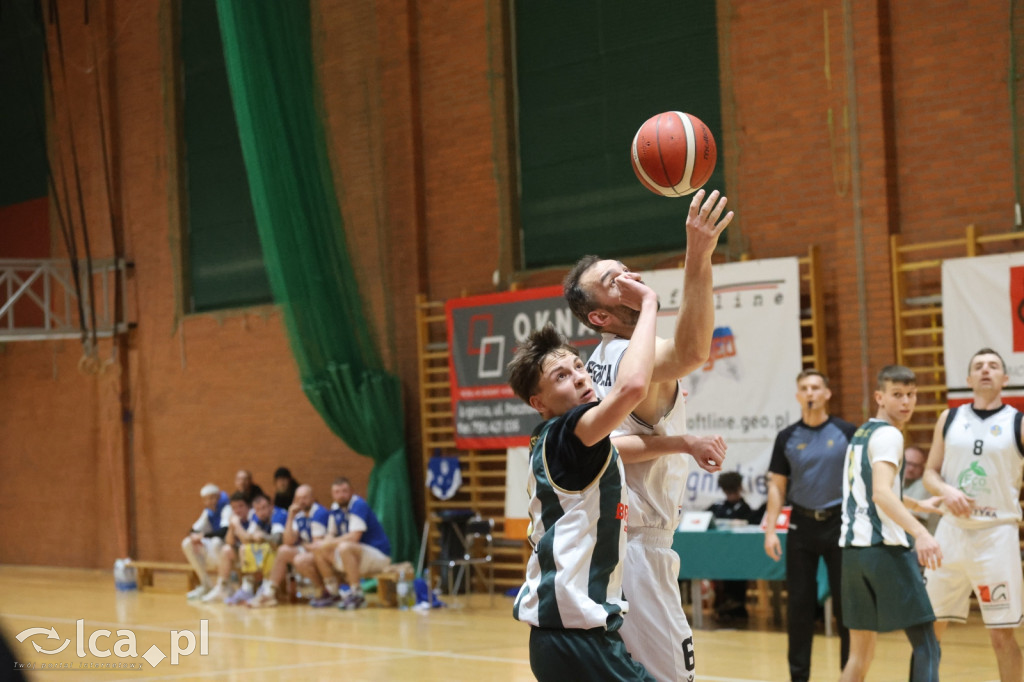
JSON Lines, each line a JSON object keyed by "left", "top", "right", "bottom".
{"left": 575, "top": 277, "right": 659, "bottom": 445}
{"left": 652, "top": 189, "right": 733, "bottom": 383}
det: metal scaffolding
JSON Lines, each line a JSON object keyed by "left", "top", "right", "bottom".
{"left": 0, "top": 258, "right": 131, "bottom": 342}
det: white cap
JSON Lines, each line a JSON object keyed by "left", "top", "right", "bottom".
{"left": 200, "top": 483, "right": 220, "bottom": 497}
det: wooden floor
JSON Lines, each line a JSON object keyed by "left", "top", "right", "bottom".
{"left": 0, "top": 565, "right": 1010, "bottom": 681}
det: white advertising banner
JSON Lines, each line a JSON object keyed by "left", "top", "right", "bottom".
{"left": 941, "top": 253, "right": 1024, "bottom": 408}
{"left": 504, "top": 257, "right": 803, "bottom": 521}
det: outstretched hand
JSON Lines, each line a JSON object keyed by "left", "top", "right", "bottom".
{"left": 686, "top": 189, "right": 733, "bottom": 257}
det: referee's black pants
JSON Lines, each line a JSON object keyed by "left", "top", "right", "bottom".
{"left": 785, "top": 512, "right": 849, "bottom": 682}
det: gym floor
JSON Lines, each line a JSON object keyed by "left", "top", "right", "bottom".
{"left": 0, "top": 565, "right": 1005, "bottom": 681}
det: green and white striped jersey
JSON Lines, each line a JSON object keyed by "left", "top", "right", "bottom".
{"left": 513, "top": 403, "right": 630, "bottom": 631}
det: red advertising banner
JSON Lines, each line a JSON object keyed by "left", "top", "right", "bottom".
{"left": 445, "top": 286, "right": 599, "bottom": 449}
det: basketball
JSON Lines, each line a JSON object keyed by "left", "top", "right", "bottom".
{"left": 630, "top": 111, "right": 717, "bottom": 197}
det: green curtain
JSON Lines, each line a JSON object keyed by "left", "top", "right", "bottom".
{"left": 215, "top": 0, "right": 417, "bottom": 562}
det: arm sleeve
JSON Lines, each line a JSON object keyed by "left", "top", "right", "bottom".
{"left": 768, "top": 426, "right": 793, "bottom": 476}
{"left": 310, "top": 508, "right": 329, "bottom": 539}
{"left": 348, "top": 500, "right": 370, "bottom": 534}
{"left": 867, "top": 425, "right": 904, "bottom": 469}
{"left": 544, "top": 403, "right": 610, "bottom": 491}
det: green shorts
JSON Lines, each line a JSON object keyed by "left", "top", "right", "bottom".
{"left": 841, "top": 544, "right": 934, "bottom": 632}
{"left": 529, "top": 627, "right": 655, "bottom": 682}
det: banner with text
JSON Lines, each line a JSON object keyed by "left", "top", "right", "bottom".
{"left": 942, "top": 253, "right": 1024, "bottom": 409}
{"left": 644, "top": 258, "right": 803, "bottom": 511}
{"left": 446, "top": 286, "right": 600, "bottom": 449}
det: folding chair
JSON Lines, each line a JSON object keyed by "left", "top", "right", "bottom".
{"left": 430, "top": 513, "right": 495, "bottom": 607}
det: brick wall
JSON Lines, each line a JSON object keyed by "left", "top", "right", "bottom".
{"left": 0, "top": 0, "right": 1017, "bottom": 567}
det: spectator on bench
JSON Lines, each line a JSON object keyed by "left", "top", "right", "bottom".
{"left": 181, "top": 483, "right": 231, "bottom": 600}
{"left": 273, "top": 466, "right": 300, "bottom": 509}
{"left": 201, "top": 492, "right": 252, "bottom": 603}
{"left": 234, "top": 469, "right": 266, "bottom": 505}
{"left": 226, "top": 493, "right": 288, "bottom": 605}
{"left": 248, "top": 484, "right": 327, "bottom": 608}
{"left": 308, "top": 477, "right": 392, "bottom": 609}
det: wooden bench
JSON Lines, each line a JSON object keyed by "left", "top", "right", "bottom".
{"left": 133, "top": 561, "right": 199, "bottom": 593}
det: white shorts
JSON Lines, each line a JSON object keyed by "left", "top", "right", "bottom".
{"left": 925, "top": 522, "right": 1023, "bottom": 627}
{"left": 619, "top": 528, "right": 695, "bottom": 682}
{"left": 199, "top": 537, "right": 224, "bottom": 570}
{"left": 334, "top": 543, "right": 392, "bottom": 576}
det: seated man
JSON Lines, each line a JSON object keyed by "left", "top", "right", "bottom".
{"left": 181, "top": 483, "right": 231, "bottom": 600}
{"left": 308, "top": 477, "right": 392, "bottom": 609}
{"left": 201, "top": 492, "right": 252, "bottom": 603}
{"left": 706, "top": 471, "right": 755, "bottom": 620}
{"left": 225, "top": 493, "right": 288, "bottom": 605}
{"left": 273, "top": 466, "right": 300, "bottom": 509}
{"left": 234, "top": 469, "right": 266, "bottom": 505}
{"left": 248, "top": 484, "right": 327, "bottom": 607}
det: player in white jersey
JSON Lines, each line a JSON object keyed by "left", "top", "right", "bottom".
{"left": 838, "top": 365, "right": 942, "bottom": 682}
{"left": 509, "top": 274, "right": 658, "bottom": 681}
{"left": 564, "top": 188, "right": 732, "bottom": 682}
{"left": 923, "top": 348, "right": 1024, "bottom": 682}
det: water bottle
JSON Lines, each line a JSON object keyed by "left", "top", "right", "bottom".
{"left": 396, "top": 569, "right": 409, "bottom": 610}
{"left": 114, "top": 559, "right": 137, "bottom": 591}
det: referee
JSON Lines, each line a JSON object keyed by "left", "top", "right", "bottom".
{"left": 763, "top": 369, "right": 856, "bottom": 682}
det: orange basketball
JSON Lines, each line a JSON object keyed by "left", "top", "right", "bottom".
{"left": 630, "top": 112, "right": 717, "bottom": 197}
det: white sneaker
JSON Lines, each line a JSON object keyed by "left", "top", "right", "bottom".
{"left": 247, "top": 589, "right": 278, "bottom": 608}
{"left": 201, "top": 584, "right": 229, "bottom": 603}
{"left": 186, "top": 585, "right": 209, "bottom": 600}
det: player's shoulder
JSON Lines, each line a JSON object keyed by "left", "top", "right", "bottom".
{"left": 829, "top": 416, "right": 858, "bottom": 439}
{"left": 351, "top": 495, "right": 378, "bottom": 519}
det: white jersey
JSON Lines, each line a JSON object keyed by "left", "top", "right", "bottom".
{"left": 941, "top": 404, "right": 1024, "bottom": 529}
{"left": 840, "top": 420, "right": 911, "bottom": 548}
{"left": 586, "top": 334, "right": 689, "bottom": 531}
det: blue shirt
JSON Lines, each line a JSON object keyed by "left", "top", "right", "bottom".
{"left": 770, "top": 416, "right": 857, "bottom": 510}
{"left": 335, "top": 495, "right": 391, "bottom": 556}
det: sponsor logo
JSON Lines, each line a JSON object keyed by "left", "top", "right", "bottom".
{"left": 978, "top": 582, "right": 1010, "bottom": 611}
{"left": 957, "top": 461, "right": 990, "bottom": 497}
{"left": 14, "top": 620, "right": 208, "bottom": 670}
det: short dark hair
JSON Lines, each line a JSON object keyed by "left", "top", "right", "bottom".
{"left": 507, "top": 326, "right": 580, "bottom": 403}
{"left": 251, "top": 492, "right": 270, "bottom": 505}
{"left": 876, "top": 364, "right": 916, "bottom": 390}
{"left": 796, "top": 369, "right": 830, "bottom": 388}
{"left": 229, "top": 491, "right": 249, "bottom": 504}
{"left": 718, "top": 471, "right": 743, "bottom": 493}
{"left": 273, "top": 467, "right": 292, "bottom": 480}
{"left": 969, "top": 347, "right": 1006, "bottom": 374}
{"left": 333, "top": 476, "right": 351, "bottom": 487}
{"left": 564, "top": 255, "right": 603, "bottom": 332}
